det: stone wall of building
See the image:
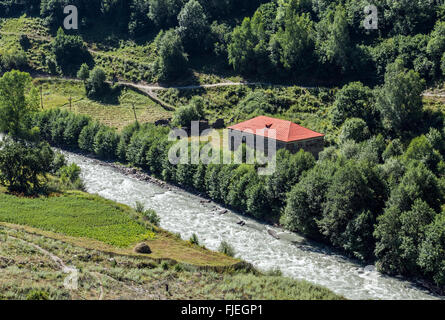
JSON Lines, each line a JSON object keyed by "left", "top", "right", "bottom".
{"left": 228, "top": 129, "right": 324, "bottom": 158}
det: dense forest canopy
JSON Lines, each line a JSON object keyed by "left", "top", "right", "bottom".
{"left": 0, "top": 0, "right": 444, "bottom": 84}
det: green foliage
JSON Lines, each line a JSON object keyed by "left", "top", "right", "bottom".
{"left": 148, "top": 0, "right": 183, "bottom": 29}
{"left": 331, "top": 82, "right": 376, "bottom": 128}
{"left": 0, "top": 47, "right": 28, "bottom": 70}
{"left": 77, "top": 63, "right": 90, "bottom": 82}
{"left": 318, "top": 161, "right": 386, "bottom": 261}
{"left": 173, "top": 96, "right": 206, "bottom": 127}
{"left": 375, "top": 60, "right": 425, "bottom": 137}
{"left": 154, "top": 29, "right": 189, "bottom": 82}
{"left": 85, "top": 67, "right": 109, "bottom": 99}
{"left": 282, "top": 160, "right": 338, "bottom": 238}
{"left": 177, "top": 0, "right": 209, "bottom": 52}
{"left": 0, "top": 70, "right": 39, "bottom": 138}
{"left": 403, "top": 135, "right": 442, "bottom": 173}
{"left": 418, "top": 212, "right": 445, "bottom": 286}
{"left": 339, "top": 118, "right": 370, "bottom": 144}
{"left": 189, "top": 233, "right": 199, "bottom": 245}
{"left": 0, "top": 138, "right": 55, "bottom": 194}
{"left": 218, "top": 241, "right": 235, "bottom": 257}
{"left": 143, "top": 209, "right": 161, "bottom": 227}
{"left": 26, "top": 290, "right": 49, "bottom": 300}
{"left": 51, "top": 28, "right": 91, "bottom": 75}
{"left": 93, "top": 126, "right": 119, "bottom": 160}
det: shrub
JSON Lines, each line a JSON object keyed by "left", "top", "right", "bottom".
{"left": 189, "top": 233, "right": 200, "bottom": 245}
{"left": 143, "top": 209, "right": 160, "bottom": 227}
{"left": 218, "top": 241, "right": 235, "bottom": 257}
{"left": 0, "top": 48, "right": 28, "bottom": 70}
{"left": 26, "top": 289, "right": 49, "bottom": 300}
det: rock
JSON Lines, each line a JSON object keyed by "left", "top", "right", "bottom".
{"left": 218, "top": 209, "right": 228, "bottom": 215}
{"left": 237, "top": 221, "right": 246, "bottom": 226}
{"left": 267, "top": 229, "right": 280, "bottom": 240}
{"left": 134, "top": 243, "right": 152, "bottom": 254}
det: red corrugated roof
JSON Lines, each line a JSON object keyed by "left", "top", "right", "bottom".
{"left": 228, "top": 116, "right": 324, "bottom": 143}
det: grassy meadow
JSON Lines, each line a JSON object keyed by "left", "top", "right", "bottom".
{"left": 0, "top": 225, "right": 343, "bottom": 300}
{"left": 35, "top": 78, "right": 172, "bottom": 130}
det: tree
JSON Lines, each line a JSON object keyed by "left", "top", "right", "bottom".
{"left": 315, "top": 5, "right": 352, "bottom": 74}
{"left": 0, "top": 70, "right": 39, "bottom": 139}
{"left": 154, "top": 29, "right": 189, "bottom": 82}
{"left": 338, "top": 118, "right": 370, "bottom": 144}
{"left": 331, "top": 82, "right": 376, "bottom": 128}
{"left": 282, "top": 160, "right": 338, "bottom": 238}
{"left": 148, "top": 0, "right": 184, "bottom": 29}
{"left": 273, "top": 11, "right": 315, "bottom": 73}
{"left": 318, "top": 161, "right": 386, "bottom": 261}
{"left": 77, "top": 63, "right": 90, "bottom": 82}
{"left": 172, "top": 96, "right": 206, "bottom": 127}
{"left": 51, "top": 28, "right": 91, "bottom": 75}
{"left": 403, "top": 135, "right": 442, "bottom": 173}
{"left": 0, "top": 137, "right": 55, "bottom": 194}
{"left": 85, "top": 67, "right": 108, "bottom": 98}
{"left": 375, "top": 60, "right": 425, "bottom": 137}
{"left": 228, "top": 18, "right": 259, "bottom": 74}
{"left": 265, "top": 149, "right": 315, "bottom": 212}
{"left": 93, "top": 126, "right": 119, "bottom": 159}
{"left": 418, "top": 212, "right": 445, "bottom": 286}
{"left": 177, "top": 0, "right": 209, "bottom": 52}
{"left": 442, "top": 53, "right": 445, "bottom": 77}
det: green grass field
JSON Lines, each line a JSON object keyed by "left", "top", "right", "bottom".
{"left": 0, "top": 190, "right": 150, "bottom": 247}
{"left": 35, "top": 78, "right": 172, "bottom": 130}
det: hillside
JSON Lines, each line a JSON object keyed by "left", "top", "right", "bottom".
{"left": 0, "top": 187, "right": 342, "bottom": 300}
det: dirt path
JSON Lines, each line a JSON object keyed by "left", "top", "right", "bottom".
{"left": 7, "top": 235, "right": 104, "bottom": 300}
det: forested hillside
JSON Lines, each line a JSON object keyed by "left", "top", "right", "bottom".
{"left": 0, "top": 0, "right": 444, "bottom": 85}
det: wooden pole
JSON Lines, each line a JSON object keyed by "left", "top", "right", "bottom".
{"left": 40, "top": 86, "right": 43, "bottom": 109}
{"left": 132, "top": 103, "right": 138, "bottom": 124}
{"left": 69, "top": 96, "right": 72, "bottom": 112}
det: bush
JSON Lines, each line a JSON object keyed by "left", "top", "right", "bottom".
{"left": 143, "top": 209, "right": 160, "bottom": 227}
{"left": 218, "top": 241, "right": 235, "bottom": 257}
{"left": 189, "top": 233, "right": 199, "bottom": 245}
{"left": 26, "top": 289, "right": 49, "bottom": 300}
{"left": 0, "top": 48, "right": 28, "bottom": 70}
{"left": 85, "top": 67, "right": 109, "bottom": 99}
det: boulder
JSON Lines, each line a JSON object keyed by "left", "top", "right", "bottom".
{"left": 134, "top": 243, "right": 152, "bottom": 254}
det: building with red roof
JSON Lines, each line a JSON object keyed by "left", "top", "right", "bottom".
{"left": 228, "top": 116, "right": 325, "bottom": 157}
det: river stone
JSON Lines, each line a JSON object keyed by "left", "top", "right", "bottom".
{"left": 134, "top": 243, "right": 152, "bottom": 254}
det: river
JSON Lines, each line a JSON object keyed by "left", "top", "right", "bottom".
{"left": 60, "top": 151, "right": 444, "bottom": 300}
